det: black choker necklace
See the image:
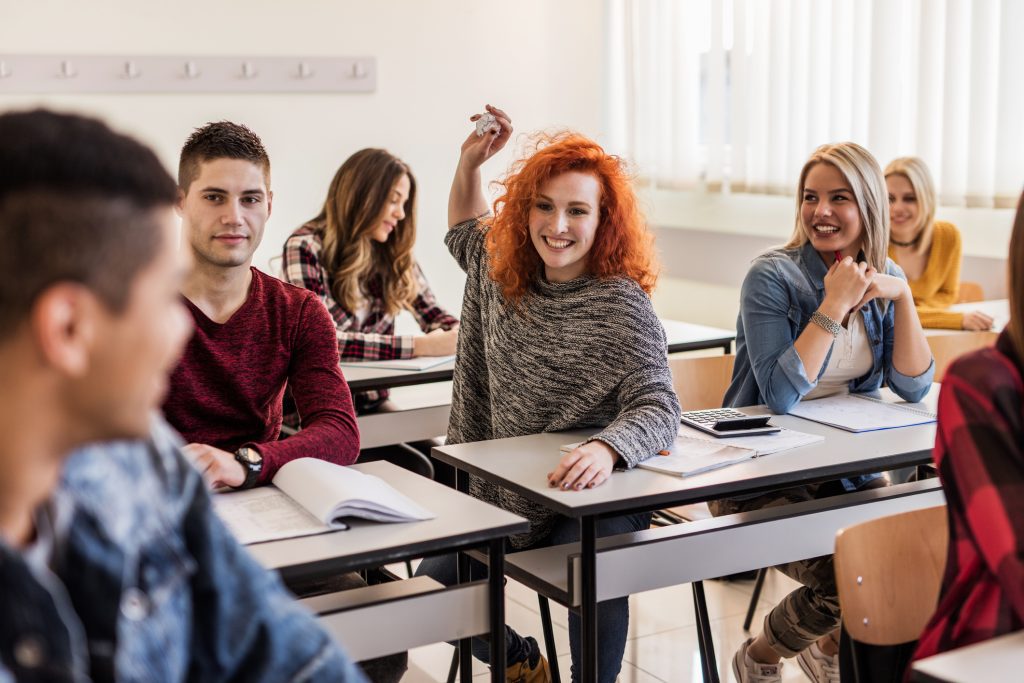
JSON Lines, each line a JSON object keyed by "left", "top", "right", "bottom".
{"left": 890, "top": 232, "right": 923, "bottom": 248}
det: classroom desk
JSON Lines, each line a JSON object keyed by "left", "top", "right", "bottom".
{"left": 910, "top": 630, "right": 1024, "bottom": 682}
{"left": 433, "top": 388, "right": 941, "bottom": 683}
{"left": 241, "top": 461, "right": 528, "bottom": 681}
{"left": 341, "top": 319, "right": 736, "bottom": 394}
{"left": 343, "top": 358, "right": 457, "bottom": 393}
{"left": 357, "top": 382, "right": 452, "bottom": 449}
{"left": 924, "top": 298, "right": 1009, "bottom": 336}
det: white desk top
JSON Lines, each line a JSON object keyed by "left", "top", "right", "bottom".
{"left": 433, "top": 387, "right": 940, "bottom": 518}
{"left": 243, "top": 461, "right": 527, "bottom": 579}
{"left": 340, "top": 319, "right": 736, "bottom": 393}
{"left": 911, "top": 630, "right": 1024, "bottom": 683}
{"left": 661, "top": 319, "right": 735, "bottom": 353}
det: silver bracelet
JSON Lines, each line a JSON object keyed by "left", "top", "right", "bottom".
{"left": 810, "top": 310, "right": 842, "bottom": 337}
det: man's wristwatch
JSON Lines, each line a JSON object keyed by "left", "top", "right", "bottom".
{"left": 232, "top": 447, "right": 263, "bottom": 490}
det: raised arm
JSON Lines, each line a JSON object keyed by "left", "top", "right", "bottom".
{"left": 448, "top": 104, "right": 513, "bottom": 228}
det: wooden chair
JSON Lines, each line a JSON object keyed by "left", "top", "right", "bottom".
{"left": 668, "top": 353, "right": 736, "bottom": 411}
{"left": 834, "top": 505, "right": 949, "bottom": 682}
{"left": 659, "top": 353, "right": 737, "bottom": 523}
{"left": 956, "top": 281, "right": 984, "bottom": 303}
{"left": 926, "top": 331, "right": 998, "bottom": 381}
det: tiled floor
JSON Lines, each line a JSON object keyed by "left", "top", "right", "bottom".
{"left": 397, "top": 566, "right": 813, "bottom": 682}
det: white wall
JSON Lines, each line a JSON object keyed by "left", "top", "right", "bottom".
{"left": 0, "top": 0, "right": 606, "bottom": 318}
{"left": 3, "top": 1, "right": 1012, "bottom": 333}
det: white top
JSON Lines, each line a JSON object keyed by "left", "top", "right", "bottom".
{"left": 805, "top": 312, "right": 873, "bottom": 401}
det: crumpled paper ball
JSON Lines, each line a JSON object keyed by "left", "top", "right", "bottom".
{"left": 475, "top": 112, "right": 500, "bottom": 137}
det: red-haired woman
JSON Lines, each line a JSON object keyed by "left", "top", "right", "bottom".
{"left": 417, "top": 106, "right": 680, "bottom": 683}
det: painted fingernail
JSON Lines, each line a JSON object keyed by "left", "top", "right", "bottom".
{"left": 575, "top": 483, "right": 583, "bottom": 490}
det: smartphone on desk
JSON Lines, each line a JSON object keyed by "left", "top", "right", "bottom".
{"left": 680, "top": 408, "right": 781, "bottom": 437}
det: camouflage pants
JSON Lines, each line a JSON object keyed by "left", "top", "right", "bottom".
{"left": 708, "top": 478, "right": 888, "bottom": 658}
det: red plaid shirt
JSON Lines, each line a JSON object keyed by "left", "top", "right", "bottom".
{"left": 912, "top": 331, "right": 1024, "bottom": 664}
{"left": 281, "top": 223, "right": 458, "bottom": 407}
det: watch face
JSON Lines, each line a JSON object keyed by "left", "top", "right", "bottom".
{"left": 238, "top": 448, "right": 261, "bottom": 465}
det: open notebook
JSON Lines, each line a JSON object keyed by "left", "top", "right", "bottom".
{"left": 212, "top": 458, "right": 435, "bottom": 545}
{"left": 787, "top": 393, "right": 936, "bottom": 432}
{"left": 339, "top": 355, "right": 455, "bottom": 371}
{"left": 560, "top": 426, "right": 823, "bottom": 478}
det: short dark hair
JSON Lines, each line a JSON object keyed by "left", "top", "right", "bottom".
{"left": 0, "top": 109, "right": 177, "bottom": 338}
{"left": 178, "top": 121, "right": 270, "bottom": 192}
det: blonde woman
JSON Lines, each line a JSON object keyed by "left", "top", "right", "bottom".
{"left": 282, "top": 149, "right": 459, "bottom": 413}
{"left": 721, "top": 142, "right": 933, "bottom": 683}
{"left": 885, "top": 156, "right": 993, "bottom": 330}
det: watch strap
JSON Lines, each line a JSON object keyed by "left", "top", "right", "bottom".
{"left": 232, "top": 447, "right": 262, "bottom": 490}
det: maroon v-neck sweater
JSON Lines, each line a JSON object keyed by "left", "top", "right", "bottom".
{"left": 163, "top": 268, "right": 359, "bottom": 483}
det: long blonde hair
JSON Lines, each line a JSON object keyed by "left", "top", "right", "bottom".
{"left": 786, "top": 142, "right": 890, "bottom": 274}
{"left": 312, "top": 149, "right": 418, "bottom": 316}
{"left": 884, "top": 156, "right": 937, "bottom": 256}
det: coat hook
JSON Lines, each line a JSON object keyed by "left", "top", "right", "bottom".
{"left": 183, "top": 61, "right": 200, "bottom": 79}
{"left": 59, "top": 60, "right": 77, "bottom": 79}
{"left": 123, "top": 60, "right": 140, "bottom": 79}
{"left": 351, "top": 61, "right": 367, "bottom": 79}
{"left": 241, "top": 61, "right": 257, "bottom": 79}
{"left": 297, "top": 61, "right": 314, "bottom": 79}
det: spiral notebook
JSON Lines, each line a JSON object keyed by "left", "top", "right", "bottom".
{"left": 787, "top": 393, "right": 936, "bottom": 432}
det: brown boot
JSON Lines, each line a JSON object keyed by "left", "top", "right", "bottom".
{"left": 504, "top": 654, "right": 551, "bottom": 683}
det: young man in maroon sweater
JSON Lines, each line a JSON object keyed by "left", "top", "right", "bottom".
{"left": 163, "top": 122, "right": 360, "bottom": 490}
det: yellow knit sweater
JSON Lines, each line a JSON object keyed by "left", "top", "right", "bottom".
{"left": 888, "top": 220, "right": 964, "bottom": 329}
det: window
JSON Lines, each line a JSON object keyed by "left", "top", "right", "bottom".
{"left": 607, "top": 0, "right": 1024, "bottom": 208}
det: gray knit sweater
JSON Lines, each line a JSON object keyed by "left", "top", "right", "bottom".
{"left": 445, "top": 218, "right": 681, "bottom": 548}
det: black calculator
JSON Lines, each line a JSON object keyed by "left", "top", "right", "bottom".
{"left": 680, "top": 408, "right": 781, "bottom": 437}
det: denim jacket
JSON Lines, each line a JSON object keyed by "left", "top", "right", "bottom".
{"left": 0, "top": 417, "right": 366, "bottom": 683}
{"left": 724, "top": 242, "right": 934, "bottom": 490}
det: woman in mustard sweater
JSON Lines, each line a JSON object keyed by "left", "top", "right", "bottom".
{"left": 884, "top": 157, "right": 993, "bottom": 330}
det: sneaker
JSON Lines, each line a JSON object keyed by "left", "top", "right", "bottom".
{"left": 505, "top": 637, "right": 551, "bottom": 683}
{"left": 796, "top": 640, "right": 839, "bottom": 683}
{"left": 732, "top": 638, "right": 783, "bottom": 682}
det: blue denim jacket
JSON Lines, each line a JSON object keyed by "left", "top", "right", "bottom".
{"left": 724, "top": 242, "right": 934, "bottom": 490}
{"left": 0, "top": 417, "right": 366, "bottom": 683}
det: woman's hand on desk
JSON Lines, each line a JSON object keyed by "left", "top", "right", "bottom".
{"left": 548, "top": 440, "right": 619, "bottom": 491}
{"left": 962, "top": 310, "right": 995, "bottom": 331}
{"left": 183, "top": 443, "right": 245, "bottom": 490}
{"left": 413, "top": 328, "right": 459, "bottom": 357}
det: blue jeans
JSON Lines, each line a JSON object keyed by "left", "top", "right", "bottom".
{"left": 416, "top": 511, "right": 651, "bottom": 683}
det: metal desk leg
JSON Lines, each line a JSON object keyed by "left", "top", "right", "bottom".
{"left": 489, "top": 538, "right": 506, "bottom": 682}
{"left": 580, "top": 515, "right": 598, "bottom": 682}
{"left": 692, "top": 581, "right": 720, "bottom": 683}
{"left": 458, "top": 546, "right": 473, "bottom": 683}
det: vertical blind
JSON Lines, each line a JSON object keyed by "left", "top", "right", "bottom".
{"left": 606, "top": 0, "right": 1024, "bottom": 208}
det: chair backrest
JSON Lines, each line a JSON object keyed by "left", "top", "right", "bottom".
{"left": 668, "top": 353, "right": 736, "bottom": 411}
{"left": 956, "top": 281, "right": 985, "bottom": 303}
{"left": 926, "top": 331, "right": 998, "bottom": 381}
{"left": 834, "top": 505, "right": 948, "bottom": 646}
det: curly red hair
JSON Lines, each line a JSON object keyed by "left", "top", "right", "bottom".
{"left": 485, "top": 132, "right": 658, "bottom": 303}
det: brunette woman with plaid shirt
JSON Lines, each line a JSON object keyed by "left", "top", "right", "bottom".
{"left": 281, "top": 149, "right": 459, "bottom": 414}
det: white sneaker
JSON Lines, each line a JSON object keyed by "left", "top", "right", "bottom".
{"left": 796, "top": 640, "right": 840, "bottom": 683}
{"left": 732, "top": 638, "right": 783, "bottom": 683}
